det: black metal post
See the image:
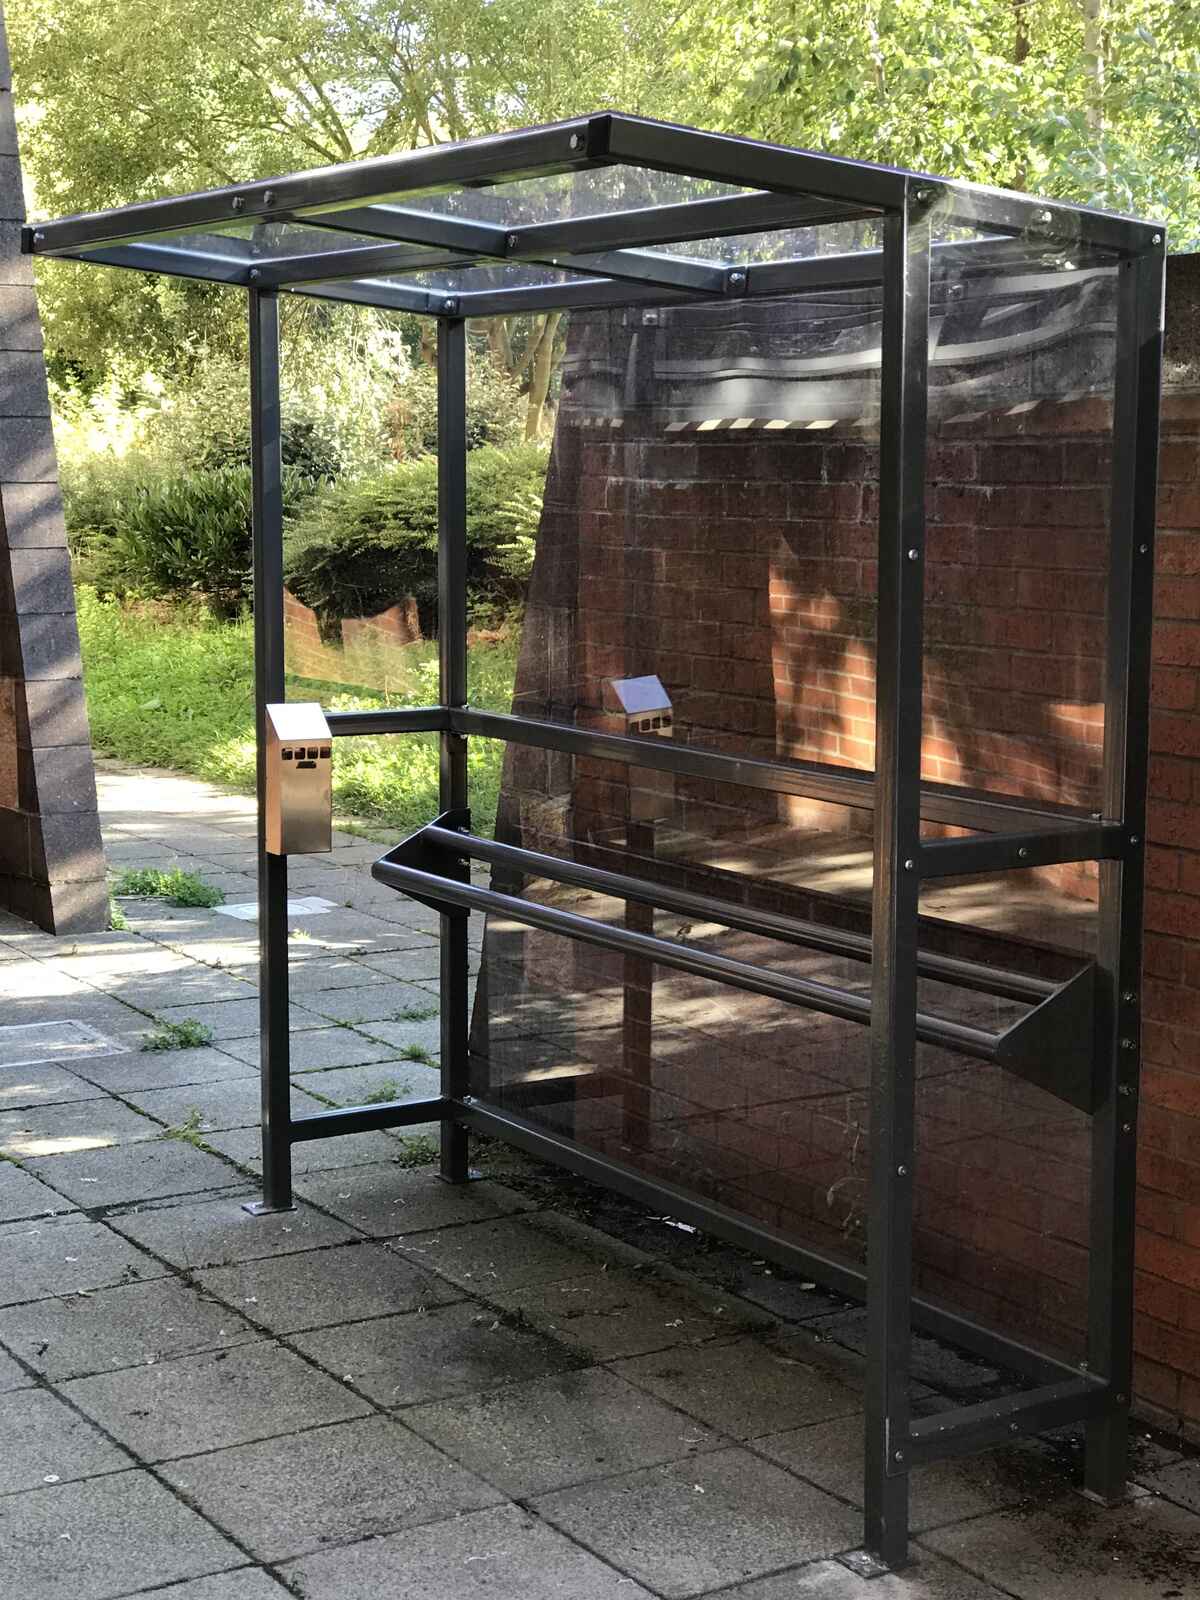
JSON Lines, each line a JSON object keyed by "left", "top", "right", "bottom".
{"left": 437, "top": 316, "right": 472, "bottom": 1183}
{"left": 1084, "top": 239, "right": 1165, "bottom": 1499}
{"left": 245, "top": 287, "right": 294, "bottom": 1214}
{"left": 863, "top": 193, "right": 930, "bottom": 1571}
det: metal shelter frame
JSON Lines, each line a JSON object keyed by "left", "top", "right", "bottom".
{"left": 26, "top": 112, "right": 1165, "bottom": 1571}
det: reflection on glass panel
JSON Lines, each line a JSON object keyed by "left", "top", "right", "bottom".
{"left": 383, "top": 167, "right": 762, "bottom": 227}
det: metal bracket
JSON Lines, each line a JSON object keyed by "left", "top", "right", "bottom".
{"left": 992, "top": 963, "right": 1098, "bottom": 1113}
{"left": 837, "top": 1550, "right": 895, "bottom": 1581}
{"left": 375, "top": 808, "right": 471, "bottom": 916}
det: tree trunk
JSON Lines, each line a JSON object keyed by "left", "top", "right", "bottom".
{"left": 1082, "top": 0, "right": 1105, "bottom": 132}
{"left": 524, "top": 312, "right": 563, "bottom": 440}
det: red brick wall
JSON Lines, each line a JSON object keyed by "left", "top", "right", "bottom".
{"left": 476, "top": 260, "right": 1200, "bottom": 1441}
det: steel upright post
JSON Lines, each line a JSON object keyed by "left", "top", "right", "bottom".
{"left": 1084, "top": 240, "right": 1165, "bottom": 1500}
{"left": 437, "top": 316, "right": 472, "bottom": 1183}
{"left": 246, "top": 287, "right": 294, "bottom": 1213}
{"left": 863, "top": 193, "right": 930, "bottom": 1570}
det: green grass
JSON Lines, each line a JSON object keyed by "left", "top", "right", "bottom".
{"left": 398, "top": 1042, "right": 434, "bottom": 1063}
{"left": 163, "top": 1108, "right": 207, "bottom": 1146}
{"left": 392, "top": 1133, "right": 440, "bottom": 1168}
{"left": 113, "top": 866, "right": 224, "bottom": 907}
{"left": 396, "top": 1003, "right": 438, "bottom": 1021}
{"left": 142, "top": 1019, "right": 214, "bottom": 1052}
{"left": 361, "top": 1079, "right": 404, "bottom": 1104}
{"left": 77, "top": 586, "right": 516, "bottom": 836}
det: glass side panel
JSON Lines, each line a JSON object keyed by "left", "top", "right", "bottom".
{"left": 455, "top": 233, "right": 1102, "bottom": 1371}
{"left": 920, "top": 234, "right": 1119, "bottom": 815}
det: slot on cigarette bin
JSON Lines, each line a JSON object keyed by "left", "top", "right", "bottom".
{"left": 265, "top": 703, "right": 333, "bottom": 855}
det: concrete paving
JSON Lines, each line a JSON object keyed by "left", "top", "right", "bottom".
{"left": 0, "top": 758, "right": 1196, "bottom": 1599}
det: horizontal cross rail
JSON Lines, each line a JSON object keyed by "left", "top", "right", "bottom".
{"left": 453, "top": 706, "right": 1100, "bottom": 833}
{"left": 918, "top": 823, "right": 1127, "bottom": 878}
{"left": 904, "top": 1376, "right": 1112, "bottom": 1467}
{"left": 422, "top": 821, "right": 1056, "bottom": 1004}
{"left": 289, "top": 1096, "right": 450, "bottom": 1142}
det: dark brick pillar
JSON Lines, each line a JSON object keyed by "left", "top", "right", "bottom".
{"left": 0, "top": 8, "right": 107, "bottom": 933}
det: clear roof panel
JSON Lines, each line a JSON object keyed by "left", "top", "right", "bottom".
{"left": 308, "top": 166, "right": 765, "bottom": 231}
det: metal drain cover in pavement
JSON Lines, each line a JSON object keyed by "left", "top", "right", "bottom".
{"left": 0, "top": 1021, "right": 130, "bottom": 1070}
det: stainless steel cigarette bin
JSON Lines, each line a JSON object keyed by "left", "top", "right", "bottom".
{"left": 264, "top": 702, "right": 333, "bottom": 855}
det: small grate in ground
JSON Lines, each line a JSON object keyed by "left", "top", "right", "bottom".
{"left": 0, "top": 1020, "right": 131, "bottom": 1070}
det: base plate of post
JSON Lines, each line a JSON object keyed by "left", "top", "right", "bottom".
{"left": 837, "top": 1550, "right": 895, "bottom": 1581}
{"left": 241, "top": 1199, "right": 298, "bottom": 1216}
{"left": 437, "top": 1167, "right": 484, "bottom": 1186}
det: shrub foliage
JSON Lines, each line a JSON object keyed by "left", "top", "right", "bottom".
{"left": 283, "top": 443, "right": 547, "bottom": 629}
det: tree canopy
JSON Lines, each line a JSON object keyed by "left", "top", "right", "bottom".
{"left": 9, "top": 0, "right": 1200, "bottom": 384}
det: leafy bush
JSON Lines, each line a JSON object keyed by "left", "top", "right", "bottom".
{"left": 283, "top": 443, "right": 547, "bottom": 629}
{"left": 65, "top": 457, "right": 319, "bottom": 617}
{"left": 385, "top": 355, "right": 526, "bottom": 457}
{"left": 145, "top": 357, "right": 342, "bottom": 480}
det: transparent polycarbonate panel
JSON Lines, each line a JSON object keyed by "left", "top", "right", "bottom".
{"left": 468, "top": 282, "right": 884, "bottom": 798}
{"left": 368, "top": 167, "right": 763, "bottom": 229}
{"left": 920, "top": 233, "right": 1121, "bottom": 814}
{"left": 643, "top": 217, "right": 884, "bottom": 266}
{"left": 914, "top": 866, "right": 1095, "bottom": 1363}
{"left": 404, "top": 263, "right": 586, "bottom": 292}
{"left": 466, "top": 870, "right": 1059, "bottom": 1278}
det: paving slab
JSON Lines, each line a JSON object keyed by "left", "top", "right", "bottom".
{"left": 720, "top": 1554, "right": 1014, "bottom": 1599}
{"left": 151, "top": 997, "right": 328, "bottom": 1041}
{"left": 280, "top": 909, "right": 436, "bottom": 955}
{"left": 354, "top": 1017, "right": 442, "bottom": 1054}
{"left": 293, "top": 1298, "right": 579, "bottom": 1408}
{"left": 63, "top": 1340, "right": 371, "bottom": 1462}
{"left": 100, "top": 968, "right": 257, "bottom": 1008}
{"left": 293, "top": 1163, "right": 531, "bottom": 1236}
{"left": 358, "top": 948, "right": 446, "bottom": 985}
{"left": 405, "top": 1364, "right": 721, "bottom": 1497}
{"left": 0, "top": 1161, "right": 77, "bottom": 1223}
{"left": 128, "top": 1078, "right": 326, "bottom": 1134}
{"left": 491, "top": 1264, "right": 767, "bottom": 1362}
{"left": 0, "top": 1346, "right": 31, "bottom": 1391}
{"left": 757, "top": 1414, "right": 1073, "bottom": 1532}
{"left": 0, "top": 1099, "right": 160, "bottom": 1159}
{"left": 220, "top": 1027, "right": 403, "bottom": 1072}
{"left": 613, "top": 1334, "right": 861, "bottom": 1440}
{"left": 162, "top": 1413, "right": 502, "bottom": 1562}
{"left": 295, "top": 1059, "right": 440, "bottom": 1110}
{"left": 119, "top": 1571, "right": 295, "bottom": 1600}
{"left": 0, "top": 1274, "right": 261, "bottom": 1380}
{"left": 0, "top": 1216, "right": 165, "bottom": 1306}
{"left": 196, "top": 1241, "right": 461, "bottom": 1334}
{"left": 285, "top": 958, "right": 392, "bottom": 994}
{"left": 105, "top": 1194, "right": 358, "bottom": 1270}
{"left": 0, "top": 1063, "right": 110, "bottom": 1109}
{"left": 533, "top": 1444, "right": 862, "bottom": 1598}
{"left": 0, "top": 1386, "right": 133, "bottom": 1493}
{"left": 207, "top": 1125, "right": 407, "bottom": 1175}
{"left": 0, "top": 1469, "right": 243, "bottom": 1600}
{"left": 68, "top": 1046, "right": 254, "bottom": 1094}
{"left": 1138, "top": 1453, "right": 1200, "bottom": 1513}
{"left": 305, "top": 981, "right": 440, "bottom": 1027}
{"left": 921, "top": 1490, "right": 1200, "bottom": 1599}
{"left": 24, "top": 1137, "right": 246, "bottom": 1207}
{"left": 280, "top": 1501, "right": 653, "bottom": 1600}
{"left": 390, "top": 1211, "right": 647, "bottom": 1293}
